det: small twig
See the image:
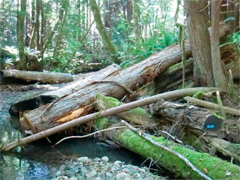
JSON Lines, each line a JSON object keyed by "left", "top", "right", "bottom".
{"left": 122, "top": 120, "right": 212, "bottom": 180}
{"left": 53, "top": 126, "right": 126, "bottom": 147}
{"left": 159, "top": 130, "right": 183, "bottom": 144}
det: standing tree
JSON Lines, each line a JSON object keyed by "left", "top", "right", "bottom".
{"left": 211, "top": 0, "right": 228, "bottom": 90}
{"left": 184, "top": 0, "right": 214, "bottom": 86}
{"left": 17, "top": 0, "right": 26, "bottom": 70}
{"left": 133, "top": 0, "right": 142, "bottom": 43}
{"left": 89, "top": 0, "right": 119, "bottom": 63}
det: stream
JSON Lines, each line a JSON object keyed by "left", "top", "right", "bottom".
{"left": 0, "top": 82, "right": 166, "bottom": 180}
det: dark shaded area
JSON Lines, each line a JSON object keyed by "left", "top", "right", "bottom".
{"left": 203, "top": 115, "right": 224, "bottom": 132}
{"left": 9, "top": 95, "right": 57, "bottom": 117}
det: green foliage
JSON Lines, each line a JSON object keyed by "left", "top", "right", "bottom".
{"left": 119, "top": 26, "right": 178, "bottom": 68}
{"left": 221, "top": 32, "right": 240, "bottom": 51}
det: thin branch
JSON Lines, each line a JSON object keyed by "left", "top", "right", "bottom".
{"left": 53, "top": 126, "right": 126, "bottom": 146}
{"left": 122, "top": 120, "right": 212, "bottom": 180}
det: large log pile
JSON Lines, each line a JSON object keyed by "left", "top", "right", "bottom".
{"left": 3, "top": 23, "right": 240, "bottom": 179}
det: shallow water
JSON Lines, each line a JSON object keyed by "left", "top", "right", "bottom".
{"left": 0, "top": 84, "right": 153, "bottom": 180}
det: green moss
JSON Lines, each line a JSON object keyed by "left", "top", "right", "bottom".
{"left": 110, "top": 128, "right": 240, "bottom": 179}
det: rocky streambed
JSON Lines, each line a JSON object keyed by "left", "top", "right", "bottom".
{"left": 51, "top": 156, "right": 165, "bottom": 180}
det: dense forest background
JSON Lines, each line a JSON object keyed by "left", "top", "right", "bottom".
{"left": 0, "top": 0, "right": 239, "bottom": 75}
{"left": 1, "top": 0, "right": 187, "bottom": 73}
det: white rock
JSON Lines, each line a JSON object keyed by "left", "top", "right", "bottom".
{"left": 116, "top": 172, "right": 130, "bottom": 180}
{"left": 113, "top": 160, "right": 122, "bottom": 166}
{"left": 56, "top": 170, "right": 62, "bottom": 176}
{"left": 69, "top": 177, "right": 78, "bottom": 180}
{"left": 95, "top": 177, "right": 103, "bottom": 180}
{"left": 56, "top": 176, "right": 68, "bottom": 180}
{"left": 101, "top": 156, "right": 109, "bottom": 162}
{"left": 77, "top": 157, "right": 89, "bottom": 163}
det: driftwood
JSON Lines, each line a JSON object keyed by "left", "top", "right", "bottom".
{"left": 1, "top": 69, "right": 75, "bottom": 83}
{"left": 2, "top": 87, "right": 219, "bottom": 151}
{"left": 94, "top": 119, "right": 240, "bottom": 180}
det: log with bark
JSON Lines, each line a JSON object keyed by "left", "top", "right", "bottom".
{"left": 152, "top": 100, "right": 240, "bottom": 143}
{"left": 94, "top": 118, "right": 240, "bottom": 180}
{"left": 9, "top": 64, "right": 120, "bottom": 117}
{"left": 0, "top": 69, "right": 75, "bottom": 83}
{"left": 151, "top": 100, "right": 240, "bottom": 162}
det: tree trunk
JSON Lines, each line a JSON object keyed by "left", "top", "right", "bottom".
{"left": 17, "top": 0, "right": 27, "bottom": 70}
{"left": 211, "top": 0, "right": 228, "bottom": 90}
{"left": 89, "top": 0, "right": 119, "bottom": 62}
{"left": 133, "top": 0, "right": 142, "bottom": 43}
{"left": 36, "top": 0, "right": 40, "bottom": 50}
{"left": 43, "top": 1, "right": 65, "bottom": 53}
{"left": 53, "top": 0, "right": 69, "bottom": 59}
{"left": 184, "top": 0, "right": 214, "bottom": 86}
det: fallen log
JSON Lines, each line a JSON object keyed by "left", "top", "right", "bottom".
{"left": 9, "top": 64, "right": 120, "bottom": 117}
{"left": 2, "top": 87, "right": 219, "bottom": 151}
{"left": 152, "top": 100, "right": 240, "bottom": 143}
{"left": 1, "top": 69, "right": 75, "bottom": 83}
{"left": 94, "top": 94, "right": 240, "bottom": 163}
{"left": 10, "top": 23, "right": 230, "bottom": 133}
{"left": 94, "top": 93, "right": 156, "bottom": 126}
{"left": 95, "top": 119, "right": 240, "bottom": 180}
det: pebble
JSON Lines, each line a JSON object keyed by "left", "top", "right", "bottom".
{"left": 101, "top": 156, "right": 109, "bottom": 162}
{"left": 49, "top": 156, "right": 165, "bottom": 180}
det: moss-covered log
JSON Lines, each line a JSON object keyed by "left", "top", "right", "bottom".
{"left": 94, "top": 94, "right": 156, "bottom": 126}
{"left": 95, "top": 119, "right": 240, "bottom": 179}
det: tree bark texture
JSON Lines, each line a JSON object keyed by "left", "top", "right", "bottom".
{"left": 211, "top": 0, "right": 228, "bottom": 90}
{"left": 89, "top": 0, "right": 118, "bottom": 61}
{"left": 17, "top": 0, "right": 26, "bottom": 70}
{"left": 185, "top": 0, "right": 214, "bottom": 86}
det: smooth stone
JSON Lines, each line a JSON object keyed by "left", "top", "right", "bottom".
{"left": 59, "top": 165, "right": 66, "bottom": 171}
{"left": 116, "top": 172, "right": 130, "bottom": 180}
{"left": 101, "top": 156, "right": 109, "bottom": 162}
{"left": 56, "top": 170, "right": 62, "bottom": 176}
{"left": 56, "top": 176, "right": 68, "bottom": 180}
{"left": 113, "top": 160, "right": 122, "bottom": 166}
{"left": 106, "top": 172, "right": 113, "bottom": 177}
{"left": 95, "top": 177, "right": 103, "bottom": 180}
{"left": 77, "top": 157, "right": 89, "bottom": 163}
{"left": 69, "top": 177, "right": 78, "bottom": 180}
